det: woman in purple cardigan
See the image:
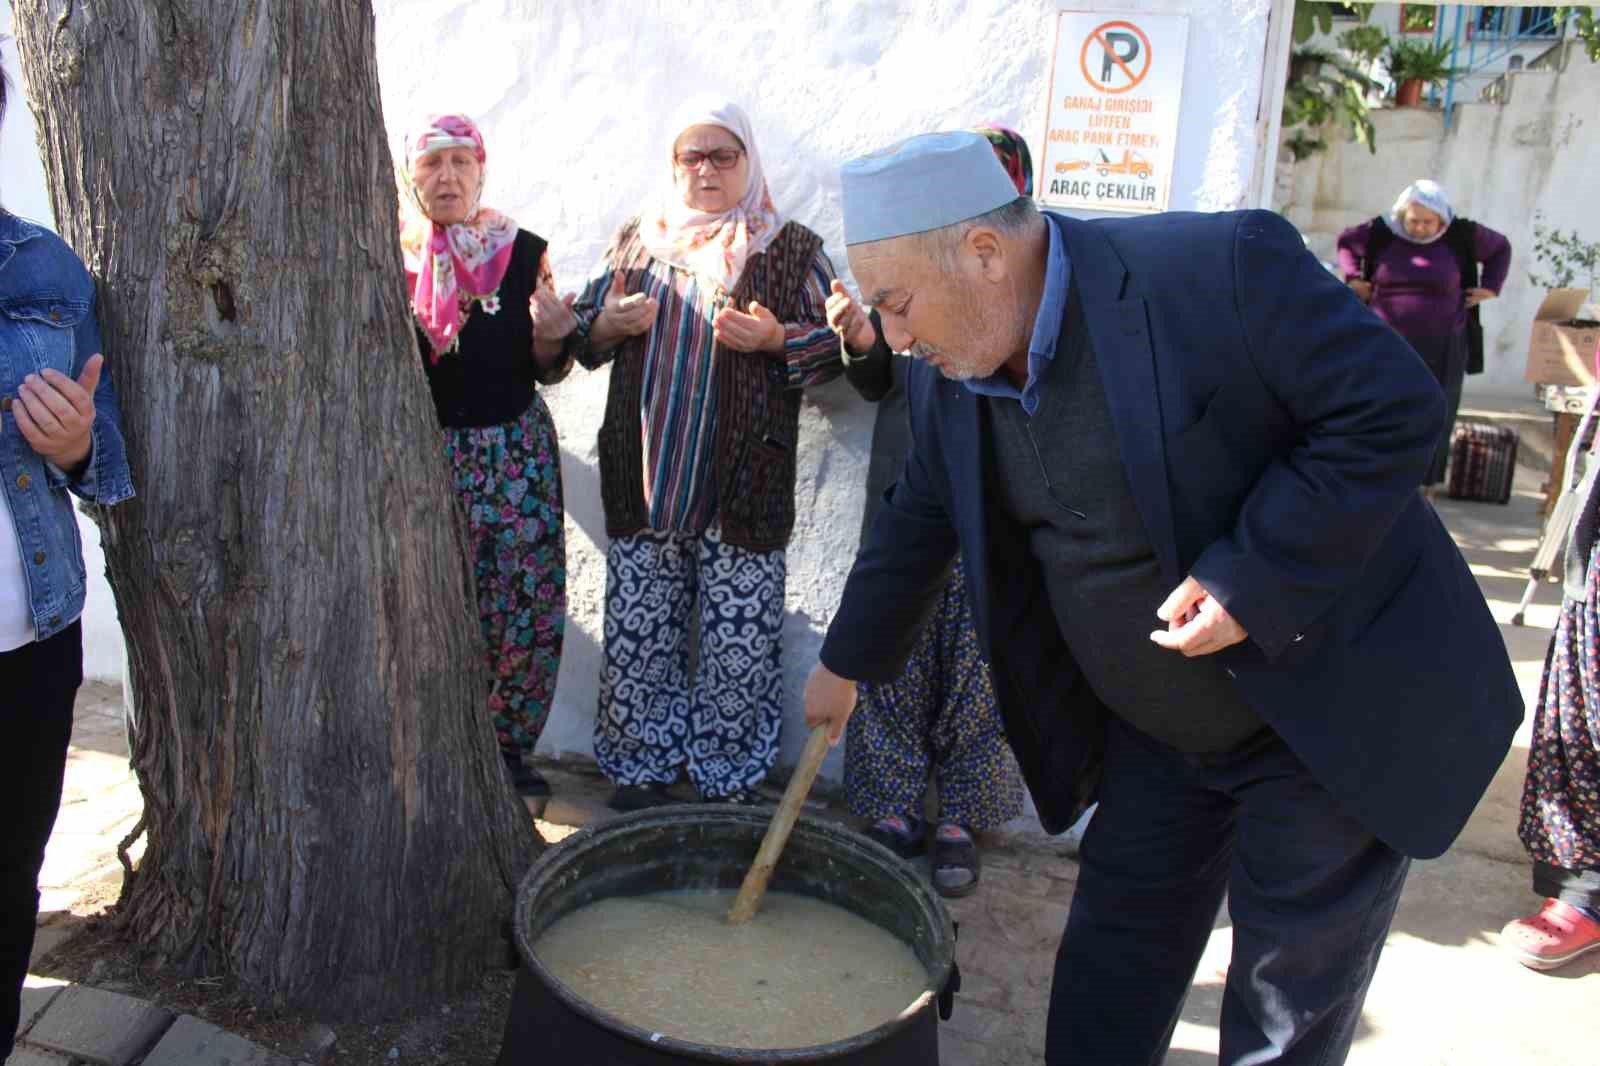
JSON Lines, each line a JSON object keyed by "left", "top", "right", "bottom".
{"left": 1337, "top": 180, "right": 1511, "bottom": 491}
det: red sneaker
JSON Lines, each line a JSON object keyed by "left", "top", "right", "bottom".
{"left": 1501, "top": 899, "right": 1600, "bottom": 971}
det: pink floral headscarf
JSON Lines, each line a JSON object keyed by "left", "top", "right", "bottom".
{"left": 640, "top": 98, "right": 784, "bottom": 293}
{"left": 400, "top": 113, "right": 519, "bottom": 359}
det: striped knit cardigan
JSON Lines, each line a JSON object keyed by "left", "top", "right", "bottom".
{"left": 589, "top": 218, "right": 828, "bottom": 552}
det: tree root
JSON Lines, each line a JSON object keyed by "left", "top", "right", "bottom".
{"left": 113, "top": 814, "right": 146, "bottom": 915}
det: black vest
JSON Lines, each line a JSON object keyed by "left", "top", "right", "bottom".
{"left": 418, "top": 229, "right": 549, "bottom": 429}
{"left": 985, "top": 284, "right": 1262, "bottom": 754}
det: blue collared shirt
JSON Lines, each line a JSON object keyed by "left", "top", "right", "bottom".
{"left": 962, "top": 217, "right": 1071, "bottom": 417}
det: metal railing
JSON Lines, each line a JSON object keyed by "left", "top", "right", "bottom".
{"left": 1432, "top": 5, "right": 1571, "bottom": 128}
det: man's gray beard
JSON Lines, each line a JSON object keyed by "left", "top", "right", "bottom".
{"left": 910, "top": 286, "right": 1019, "bottom": 381}
{"left": 910, "top": 342, "right": 980, "bottom": 380}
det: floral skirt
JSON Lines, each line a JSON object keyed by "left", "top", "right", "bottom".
{"left": 443, "top": 395, "right": 567, "bottom": 754}
{"left": 1519, "top": 539, "right": 1600, "bottom": 895}
{"left": 845, "top": 559, "right": 1024, "bottom": 830}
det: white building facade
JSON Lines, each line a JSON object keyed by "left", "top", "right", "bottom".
{"left": 4, "top": 1, "right": 1295, "bottom": 782}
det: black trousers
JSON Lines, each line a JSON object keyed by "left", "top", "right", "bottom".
{"left": 1046, "top": 719, "right": 1410, "bottom": 1066}
{"left": 1533, "top": 861, "right": 1600, "bottom": 916}
{"left": 1, "top": 622, "right": 82, "bottom": 1057}
{"left": 1409, "top": 329, "right": 1468, "bottom": 487}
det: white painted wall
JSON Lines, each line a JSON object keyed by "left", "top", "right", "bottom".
{"left": 3, "top": 2, "right": 1287, "bottom": 777}
{"left": 1277, "top": 40, "right": 1599, "bottom": 395}
{"left": 371, "top": 0, "right": 1287, "bottom": 777}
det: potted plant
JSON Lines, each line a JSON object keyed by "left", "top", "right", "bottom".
{"left": 1529, "top": 213, "right": 1600, "bottom": 311}
{"left": 1526, "top": 213, "right": 1600, "bottom": 390}
{"left": 1385, "top": 39, "right": 1456, "bottom": 107}
{"left": 1338, "top": 24, "right": 1390, "bottom": 68}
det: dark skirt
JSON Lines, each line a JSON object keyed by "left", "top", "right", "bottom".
{"left": 1404, "top": 330, "right": 1468, "bottom": 486}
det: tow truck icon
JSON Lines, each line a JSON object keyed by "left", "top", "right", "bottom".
{"left": 1053, "top": 149, "right": 1155, "bottom": 181}
{"left": 1093, "top": 149, "right": 1153, "bottom": 181}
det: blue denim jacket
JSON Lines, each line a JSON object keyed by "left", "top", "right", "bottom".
{"left": 0, "top": 211, "right": 134, "bottom": 640}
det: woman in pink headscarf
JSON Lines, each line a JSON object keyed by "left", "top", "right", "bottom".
{"left": 568, "top": 98, "right": 844, "bottom": 811}
{"left": 400, "top": 112, "right": 573, "bottom": 809}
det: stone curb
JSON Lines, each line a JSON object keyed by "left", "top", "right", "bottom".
{"left": 13, "top": 983, "right": 290, "bottom": 1066}
{"left": 16, "top": 984, "right": 64, "bottom": 1039}
{"left": 140, "top": 1015, "right": 294, "bottom": 1066}
{"left": 5, "top": 1047, "right": 74, "bottom": 1065}
{"left": 22, "top": 986, "right": 171, "bottom": 1065}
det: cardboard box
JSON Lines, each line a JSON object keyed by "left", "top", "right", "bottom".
{"left": 1525, "top": 288, "right": 1600, "bottom": 388}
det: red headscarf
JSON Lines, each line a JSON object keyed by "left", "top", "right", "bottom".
{"left": 970, "top": 124, "right": 1034, "bottom": 197}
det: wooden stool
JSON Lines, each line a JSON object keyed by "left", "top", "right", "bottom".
{"left": 1547, "top": 411, "right": 1581, "bottom": 519}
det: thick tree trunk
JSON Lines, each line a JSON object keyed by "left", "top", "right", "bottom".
{"left": 13, "top": 0, "right": 540, "bottom": 1017}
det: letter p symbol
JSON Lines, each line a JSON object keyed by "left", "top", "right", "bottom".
{"left": 1100, "top": 31, "right": 1141, "bottom": 82}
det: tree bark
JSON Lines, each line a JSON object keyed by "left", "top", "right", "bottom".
{"left": 12, "top": 0, "right": 540, "bottom": 1017}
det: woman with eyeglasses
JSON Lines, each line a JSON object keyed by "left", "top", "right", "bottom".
{"left": 568, "top": 98, "right": 843, "bottom": 810}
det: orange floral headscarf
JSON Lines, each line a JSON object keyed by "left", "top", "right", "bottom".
{"left": 639, "top": 98, "right": 784, "bottom": 293}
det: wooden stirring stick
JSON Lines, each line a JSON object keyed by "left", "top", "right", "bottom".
{"left": 726, "top": 725, "right": 832, "bottom": 925}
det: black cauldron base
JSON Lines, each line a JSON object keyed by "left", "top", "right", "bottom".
{"left": 495, "top": 806, "right": 956, "bottom": 1065}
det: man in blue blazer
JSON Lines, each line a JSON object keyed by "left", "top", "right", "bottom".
{"left": 806, "top": 133, "right": 1522, "bottom": 1065}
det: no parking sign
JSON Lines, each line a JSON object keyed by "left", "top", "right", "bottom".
{"left": 1039, "top": 11, "right": 1189, "bottom": 214}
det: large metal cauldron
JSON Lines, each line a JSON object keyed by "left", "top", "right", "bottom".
{"left": 497, "top": 806, "right": 958, "bottom": 1065}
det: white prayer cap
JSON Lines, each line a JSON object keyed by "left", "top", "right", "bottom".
{"left": 840, "top": 131, "right": 1022, "bottom": 246}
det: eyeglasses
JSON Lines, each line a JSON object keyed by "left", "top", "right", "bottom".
{"left": 1023, "top": 416, "right": 1087, "bottom": 521}
{"left": 674, "top": 148, "right": 745, "bottom": 171}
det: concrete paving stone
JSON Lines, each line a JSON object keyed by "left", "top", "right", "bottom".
{"left": 3, "top": 1047, "right": 75, "bottom": 1066}
{"left": 99, "top": 807, "right": 143, "bottom": 839}
{"left": 936, "top": 1028, "right": 986, "bottom": 1066}
{"left": 68, "top": 715, "right": 123, "bottom": 741}
{"left": 940, "top": 1025, "right": 1036, "bottom": 1066}
{"left": 15, "top": 981, "right": 66, "bottom": 1038}
{"left": 49, "top": 790, "right": 142, "bottom": 839}
{"left": 1006, "top": 872, "right": 1061, "bottom": 902}
{"left": 941, "top": 998, "right": 1046, "bottom": 1064}
{"left": 36, "top": 888, "right": 84, "bottom": 915}
{"left": 944, "top": 975, "right": 1014, "bottom": 1016}
{"left": 70, "top": 700, "right": 123, "bottom": 722}
{"left": 951, "top": 952, "right": 1041, "bottom": 1011}
{"left": 36, "top": 850, "right": 105, "bottom": 893}
{"left": 956, "top": 891, "right": 1068, "bottom": 951}
{"left": 59, "top": 749, "right": 132, "bottom": 787}
{"left": 141, "top": 1015, "right": 293, "bottom": 1066}
{"left": 44, "top": 804, "right": 106, "bottom": 838}
{"left": 42, "top": 862, "right": 123, "bottom": 894}
{"left": 25, "top": 986, "right": 173, "bottom": 1065}
{"left": 939, "top": 999, "right": 1018, "bottom": 1042}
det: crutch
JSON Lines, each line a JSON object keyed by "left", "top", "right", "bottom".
{"left": 1512, "top": 393, "right": 1600, "bottom": 626}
